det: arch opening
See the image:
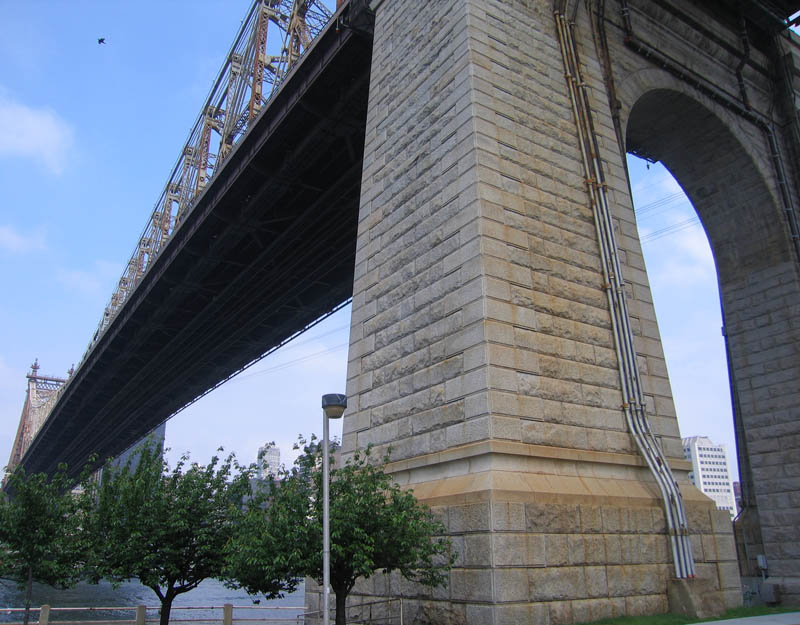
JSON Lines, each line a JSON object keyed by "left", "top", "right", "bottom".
{"left": 627, "top": 155, "right": 736, "bottom": 487}
{"left": 625, "top": 87, "right": 800, "bottom": 582}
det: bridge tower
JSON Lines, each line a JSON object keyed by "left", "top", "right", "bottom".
{"left": 6, "top": 360, "right": 66, "bottom": 473}
{"left": 331, "top": 0, "right": 800, "bottom": 621}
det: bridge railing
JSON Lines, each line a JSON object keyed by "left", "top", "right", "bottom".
{"left": 83, "top": 0, "right": 336, "bottom": 361}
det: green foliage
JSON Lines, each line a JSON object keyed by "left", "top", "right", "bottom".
{"left": 223, "top": 476, "right": 301, "bottom": 599}
{"left": 0, "top": 463, "right": 94, "bottom": 625}
{"left": 227, "top": 436, "right": 454, "bottom": 625}
{"left": 90, "top": 444, "right": 253, "bottom": 625}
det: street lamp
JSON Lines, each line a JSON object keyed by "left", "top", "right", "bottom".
{"left": 321, "top": 393, "right": 346, "bottom": 625}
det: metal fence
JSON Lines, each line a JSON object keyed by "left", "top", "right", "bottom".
{"left": 303, "top": 598, "right": 403, "bottom": 625}
{"left": 0, "top": 605, "right": 304, "bottom": 625}
{"left": 1, "top": 599, "right": 402, "bottom": 625}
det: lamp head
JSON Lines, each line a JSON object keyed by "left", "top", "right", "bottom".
{"left": 321, "top": 393, "right": 347, "bottom": 419}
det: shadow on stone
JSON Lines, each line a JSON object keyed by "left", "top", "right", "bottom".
{"left": 667, "top": 578, "right": 725, "bottom": 619}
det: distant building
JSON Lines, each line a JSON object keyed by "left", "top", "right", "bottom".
{"left": 257, "top": 445, "right": 280, "bottom": 479}
{"left": 732, "top": 481, "right": 742, "bottom": 514}
{"left": 682, "top": 436, "right": 737, "bottom": 519}
{"left": 71, "top": 423, "right": 167, "bottom": 495}
{"left": 111, "top": 422, "right": 167, "bottom": 472}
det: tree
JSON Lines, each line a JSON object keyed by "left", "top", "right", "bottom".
{"left": 222, "top": 475, "right": 302, "bottom": 601}
{"left": 91, "top": 445, "right": 252, "bottom": 625}
{"left": 227, "top": 437, "right": 454, "bottom": 625}
{"left": 0, "top": 464, "right": 94, "bottom": 625}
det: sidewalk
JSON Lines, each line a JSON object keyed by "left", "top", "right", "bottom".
{"left": 692, "top": 613, "right": 800, "bottom": 625}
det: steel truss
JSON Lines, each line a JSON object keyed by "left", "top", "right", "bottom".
{"left": 88, "top": 0, "right": 335, "bottom": 355}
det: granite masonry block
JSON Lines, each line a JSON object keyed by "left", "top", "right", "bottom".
{"left": 492, "top": 501, "right": 526, "bottom": 530}
{"left": 339, "top": 0, "right": 761, "bottom": 619}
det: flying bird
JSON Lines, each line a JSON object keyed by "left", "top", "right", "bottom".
{"left": 98, "top": 37, "right": 106, "bottom": 44}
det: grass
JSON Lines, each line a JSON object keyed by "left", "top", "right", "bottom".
{"left": 577, "top": 605, "right": 799, "bottom": 625}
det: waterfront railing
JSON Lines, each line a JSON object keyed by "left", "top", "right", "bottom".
{"left": 0, "top": 604, "right": 304, "bottom": 625}
{"left": 0, "top": 598, "right": 403, "bottom": 625}
{"left": 308, "top": 598, "right": 402, "bottom": 625}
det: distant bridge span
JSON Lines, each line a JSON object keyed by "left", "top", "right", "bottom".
{"left": 20, "top": 1, "right": 374, "bottom": 477}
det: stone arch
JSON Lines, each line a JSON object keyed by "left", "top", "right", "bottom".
{"left": 615, "top": 68, "right": 777, "bottom": 194}
{"left": 618, "top": 78, "right": 793, "bottom": 281}
{"left": 630, "top": 90, "right": 790, "bottom": 277}
{"left": 618, "top": 77, "right": 800, "bottom": 585}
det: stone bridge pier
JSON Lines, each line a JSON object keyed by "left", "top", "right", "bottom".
{"left": 314, "top": 0, "right": 800, "bottom": 621}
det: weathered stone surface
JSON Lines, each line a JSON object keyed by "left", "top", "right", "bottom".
{"left": 338, "top": 0, "right": 799, "bottom": 620}
{"left": 450, "top": 568, "right": 493, "bottom": 602}
{"left": 449, "top": 503, "right": 490, "bottom": 533}
{"left": 492, "top": 501, "right": 525, "bottom": 530}
{"left": 526, "top": 502, "right": 580, "bottom": 534}
{"left": 412, "top": 600, "right": 467, "bottom": 625}
{"left": 530, "top": 566, "right": 585, "bottom": 602}
{"left": 494, "top": 568, "right": 530, "bottom": 602}
{"left": 495, "top": 604, "right": 550, "bottom": 625}
{"left": 667, "top": 578, "right": 725, "bottom": 619}
{"left": 493, "top": 533, "right": 546, "bottom": 567}
{"left": 580, "top": 505, "right": 603, "bottom": 533}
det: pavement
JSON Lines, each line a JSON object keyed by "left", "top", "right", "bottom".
{"left": 691, "top": 613, "right": 800, "bottom": 625}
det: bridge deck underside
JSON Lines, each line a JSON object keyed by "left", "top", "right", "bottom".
{"left": 23, "top": 19, "right": 373, "bottom": 477}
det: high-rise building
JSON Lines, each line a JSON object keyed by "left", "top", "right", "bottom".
{"left": 682, "top": 436, "right": 737, "bottom": 519}
{"left": 81, "top": 422, "right": 167, "bottom": 492}
{"left": 112, "top": 422, "right": 167, "bottom": 473}
{"left": 257, "top": 445, "right": 280, "bottom": 479}
{"left": 732, "top": 481, "right": 742, "bottom": 515}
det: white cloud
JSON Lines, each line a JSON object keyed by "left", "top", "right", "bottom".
{"left": 631, "top": 165, "right": 683, "bottom": 202}
{"left": 0, "top": 224, "right": 46, "bottom": 253}
{"left": 656, "top": 171, "right": 684, "bottom": 196}
{"left": 648, "top": 225, "right": 716, "bottom": 288}
{"left": 0, "top": 89, "right": 74, "bottom": 175}
{"left": 676, "top": 226, "right": 714, "bottom": 264}
{"left": 56, "top": 260, "right": 122, "bottom": 298}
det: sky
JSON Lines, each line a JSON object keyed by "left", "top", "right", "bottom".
{"left": 0, "top": 1, "right": 737, "bottom": 480}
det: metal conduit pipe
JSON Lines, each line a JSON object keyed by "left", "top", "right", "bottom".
{"left": 556, "top": 10, "right": 691, "bottom": 574}
{"left": 592, "top": 0, "right": 630, "bottom": 176}
{"left": 554, "top": 8, "right": 696, "bottom": 578}
{"left": 619, "top": 0, "right": 800, "bottom": 265}
{"left": 567, "top": 16, "right": 695, "bottom": 577}
{"left": 766, "top": 127, "right": 800, "bottom": 256}
{"left": 773, "top": 34, "right": 800, "bottom": 157}
{"left": 559, "top": 7, "right": 678, "bottom": 533}
{"left": 559, "top": 21, "right": 693, "bottom": 578}
{"left": 736, "top": 9, "right": 753, "bottom": 110}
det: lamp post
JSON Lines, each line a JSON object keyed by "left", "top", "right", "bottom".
{"left": 321, "top": 393, "right": 346, "bottom": 625}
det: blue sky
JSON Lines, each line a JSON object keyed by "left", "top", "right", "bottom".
{"left": 0, "top": 1, "right": 736, "bottom": 479}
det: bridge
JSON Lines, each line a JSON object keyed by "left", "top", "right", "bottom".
{"left": 8, "top": 0, "right": 800, "bottom": 621}
{"left": 9, "top": 0, "right": 374, "bottom": 478}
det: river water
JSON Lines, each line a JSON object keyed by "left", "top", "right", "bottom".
{"left": 0, "top": 579, "right": 305, "bottom": 623}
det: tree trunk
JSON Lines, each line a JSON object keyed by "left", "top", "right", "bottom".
{"left": 159, "top": 594, "right": 175, "bottom": 625}
{"left": 335, "top": 590, "right": 347, "bottom": 625}
{"left": 23, "top": 566, "right": 33, "bottom": 625}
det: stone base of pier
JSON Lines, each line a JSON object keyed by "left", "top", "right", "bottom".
{"left": 305, "top": 442, "right": 741, "bottom": 624}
